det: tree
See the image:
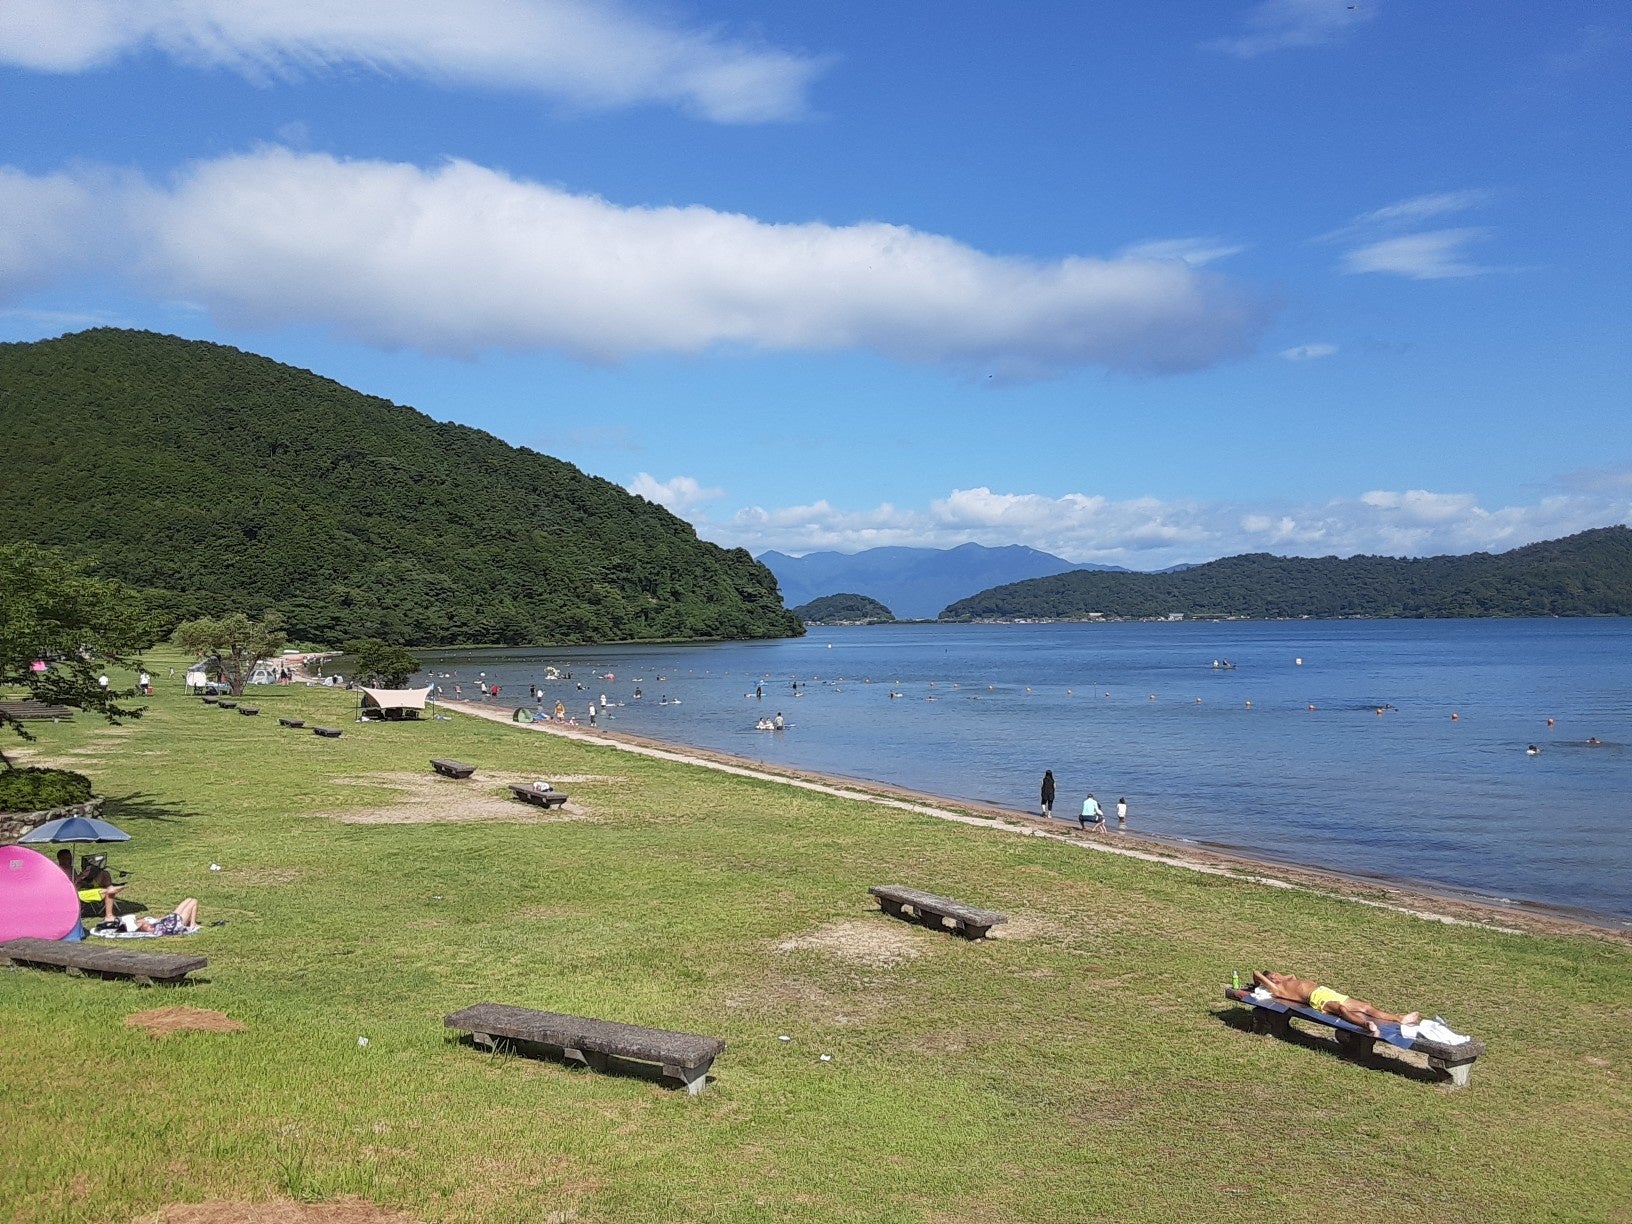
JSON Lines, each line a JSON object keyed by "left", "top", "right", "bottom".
{"left": 345, "top": 639, "right": 422, "bottom": 688}
{"left": 171, "top": 612, "right": 288, "bottom": 696}
{"left": 0, "top": 543, "right": 159, "bottom": 762}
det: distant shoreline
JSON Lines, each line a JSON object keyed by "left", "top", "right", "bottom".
{"left": 438, "top": 698, "right": 1629, "bottom": 943}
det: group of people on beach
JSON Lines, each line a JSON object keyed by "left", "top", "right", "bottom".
{"left": 1039, "top": 770, "right": 1126, "bottom": 836}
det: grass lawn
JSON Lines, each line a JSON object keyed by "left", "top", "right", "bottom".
{"left": 3, "top": 654, "right": 1630, "bottom": 1223}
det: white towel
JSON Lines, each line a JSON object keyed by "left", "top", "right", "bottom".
{"left": 1402, "top": 1018, "right": 1469, "bottom": 1045}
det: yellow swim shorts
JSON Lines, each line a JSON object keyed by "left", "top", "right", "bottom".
{"left": 1308, "top": 985, "right": 1349, "bottom": 1013}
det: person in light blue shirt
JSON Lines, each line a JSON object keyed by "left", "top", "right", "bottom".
{"left": 1078, "top": 793, "right": 1106, "bottom": 835}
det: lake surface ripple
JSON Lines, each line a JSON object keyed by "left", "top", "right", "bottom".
{"left": 414, "top": 619, "right": 1632, "bottom": 924}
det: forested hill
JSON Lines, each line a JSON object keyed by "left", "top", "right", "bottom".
{"left": 0, "top": 329, "right": 802, "bottom": 646}
{"left": 940, "top": 527, "right": 1632, "bottom": 621}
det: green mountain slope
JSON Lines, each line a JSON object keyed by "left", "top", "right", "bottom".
{"left": 0, "top": 329, "right": 802, "bottom": 646}
{"left": 791, "top": 593, "right": 896, "bottom": 624}
{"left": 940, "top": 527, "right": 1632, "bottom": 620}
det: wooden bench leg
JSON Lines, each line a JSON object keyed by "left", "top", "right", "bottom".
{"left": 1333, "top": 1030, "right": 1376, "bottom": 1062}
{"left": 1429, "top": 1057, "right": 1474, "bottom": 1088}
{"left": 1251, "top": 1010, "right": 1290, "bottom": 1038}
{"left": 664, "top": 1061, "right": 711, "bottom": 1096}
{"left": 562, "top": 1046, "right": 608, "bottom": 1073}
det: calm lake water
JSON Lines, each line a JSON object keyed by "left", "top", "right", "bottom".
{"left": 411, "top": 620, "right": 1632, "bottom": 924}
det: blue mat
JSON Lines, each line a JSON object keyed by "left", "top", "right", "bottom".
{"left": 1227, "top": 987, "right": 1414, "bottom": 1051}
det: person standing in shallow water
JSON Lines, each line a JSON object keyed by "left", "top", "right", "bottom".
{"left": 1116, "top": 796, "right": 1128, "bottom": 832}
{"left": 1040, "top": 769, "right": 1056, "bottom": 819}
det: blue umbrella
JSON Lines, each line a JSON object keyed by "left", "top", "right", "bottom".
{"left": 18, "top": 815, "right": 131, "bottom": 844}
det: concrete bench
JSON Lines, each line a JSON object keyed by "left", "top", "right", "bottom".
{"left": 278, "top": 717, "right": 305, "bottom": 728}
{"left": 201, "top": 695, "right": 218, "bottom": 704}
{"left": 869, "top": 885, "right": 1007, "bottom": 939}
{"left": 445, "top": 1002, "right": 724, "bottom": 1095}
{"left": 430, "top": 758, "right": 477, "bottom": 779}
{"left": 218, "top": 700, "right": 237, "bottom": 709}
{"left": 507, "top": 783, "right": 569, "bottom": 808}
{"left": 313, "top": 726, "right": 343, "bottom": 738}
{"left": 1224, "top": 987, "right": 1487, "bottom": 1087}
{"left": 238, "top": 706, "right": 260, "bottom": 716}
{"left": 0, "top": 937, "right": 207, "bottom": 986}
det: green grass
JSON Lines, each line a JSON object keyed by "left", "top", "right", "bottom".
{"left": 3, "top": 652, "right": 1630, "bottom": 1223}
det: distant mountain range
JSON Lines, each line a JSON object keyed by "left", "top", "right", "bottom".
{"left": 940, "top": 527, "right": 1632, "bottom": 620}
{"left": 758, "top": 543, "right": 1128, "bottom": 620}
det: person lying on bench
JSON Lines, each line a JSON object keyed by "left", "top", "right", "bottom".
{"left": 58, "top": 849, "right": 124, "bottom": 921}
{"left": 118, "top": 897, "right": 201, "bottom": 936}
{"left": 1252, "top": 970, "right": 1420, "bottom": 1037}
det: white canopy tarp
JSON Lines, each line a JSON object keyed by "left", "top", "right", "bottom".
{"left": 359, "top": 686, "right": 432, "bottom": 711}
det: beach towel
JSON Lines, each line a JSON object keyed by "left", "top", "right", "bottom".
{"left": 89, "top": 925, "right": 200, "bottom": 939}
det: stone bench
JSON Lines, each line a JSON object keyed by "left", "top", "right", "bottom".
{"left": 1224, "top": 986, "right": 1487, "bottom": 1087}
{"left": 507, "top": 783, "right": 569, "bottom": 808}
{"left": 445, "top": 1002, "right": 724, "bottom": 1095}
{"left": 0, "top": 937, "right": 207, "bottom": 986}
{"left": 430, "top": 758, "right": 477, "bottom": 779}
{"left": 869, "top": 885, "right": 1007, "bottom": 940}
{"left": 218, "top": 700, "right": 237, "bottom": 709}
{"left": 238, "top": 706, "right": 260, "bottom": 716}
{"left": 201, "top": 695, "right": 218, "bottom": 704}
{"left": 313, "top": 726, "right": 343, "bottom": 738}
{"left": 278, "top": 717, "right": 305, "bottom": 728}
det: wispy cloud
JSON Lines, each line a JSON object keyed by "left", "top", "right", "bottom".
{"left": 1279, "top": 342, "right": 1337, "bottom": 361}
{"left": 1322, "top": 190, "right": 1500, "bottom": 280}
{"left": 678, "top": 483, "right": 1629, "bottom": 570}
{"left": 0, "top": 149, "right": 1273, "bottom": 376}
{"left": 0, "top": 0, "right": 828, "bottom": 123}
{"left": 1208, "top": 0, "right": 1375, "bottom": 58}
{"left": 1342, "top": 228, "right": 1492, "bottom": 279}
{"left": 1119, "top": 237, "right": 1246, "bottom": 266}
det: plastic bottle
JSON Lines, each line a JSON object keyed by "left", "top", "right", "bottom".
{"left": 1231, "top": 970, "right": 1241, "bottom": 990}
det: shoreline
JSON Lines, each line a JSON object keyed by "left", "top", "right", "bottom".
{"left": 437, "top": 699, "right": 1629, "bottom": 943}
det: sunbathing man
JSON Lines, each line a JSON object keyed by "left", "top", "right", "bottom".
{"left": 1252, "top": 970, "right": 1420, "bottom": 1037}
{"left": 57, "top": 849, "right": 124, "bottom": 921}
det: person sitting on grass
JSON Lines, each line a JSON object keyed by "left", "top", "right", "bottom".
{"left": 57, "top": 849, "right": 124, "bottom": 921}
{"left": 119, "top": 898, "right": 201, "bottom": 936}
{"left": 1252, "top": 970, "right": 1420, "bottom": 1036}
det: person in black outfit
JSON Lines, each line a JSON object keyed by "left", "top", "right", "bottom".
{"left": 1040, "top": 769, "right": 1056, "bottom": 819}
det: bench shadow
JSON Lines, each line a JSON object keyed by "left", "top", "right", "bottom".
{"left": 1211, "top": 1004, "right": 1446, "bottom": 1085}
{"left": 448, "top": 1033, "right": 706, "bottom": 1094}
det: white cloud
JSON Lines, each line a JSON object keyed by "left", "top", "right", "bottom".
{"left": 1209, "top": 0, "right": 1374, "bottom": 57}
{"left": 0, "top": 0, "right": 826, "bottom": 123}
{"left": 1320, "top": 191, "right": 1500, "bottom": 280}
{"left": 0, "top": 168, "right": 105, "bottom": 298}
{"left": 1342, "top": 228, "right": 1492, "bottom": 279}
{"left": 1279, "top": 342, "right": 1336, "bottom": 361}
{"left": 1349, "top": 190, "right": 1492, "bottom": 228}
{"left": 0, "top": 149, "right": 1272, "bottom": 375}
{"left": 628, "top": 473, "right": 723, "bottom": 513}
{"left": 679, "top": 484, "right": 1631, "bottom": 570}
{"left": 1118, "top": 237, "right": 1246, "bottom": 266}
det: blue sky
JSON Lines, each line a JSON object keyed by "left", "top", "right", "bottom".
{"left": 2, "top": 1, "right": 1628, "bottom": 568}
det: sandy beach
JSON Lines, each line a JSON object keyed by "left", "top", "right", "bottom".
{"left": 438, "top": 699, "right": 1628, "bottom": 943}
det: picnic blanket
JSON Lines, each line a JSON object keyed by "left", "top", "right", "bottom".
{"left": 89, "top": 925, "right": 200, "bottom": 940}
